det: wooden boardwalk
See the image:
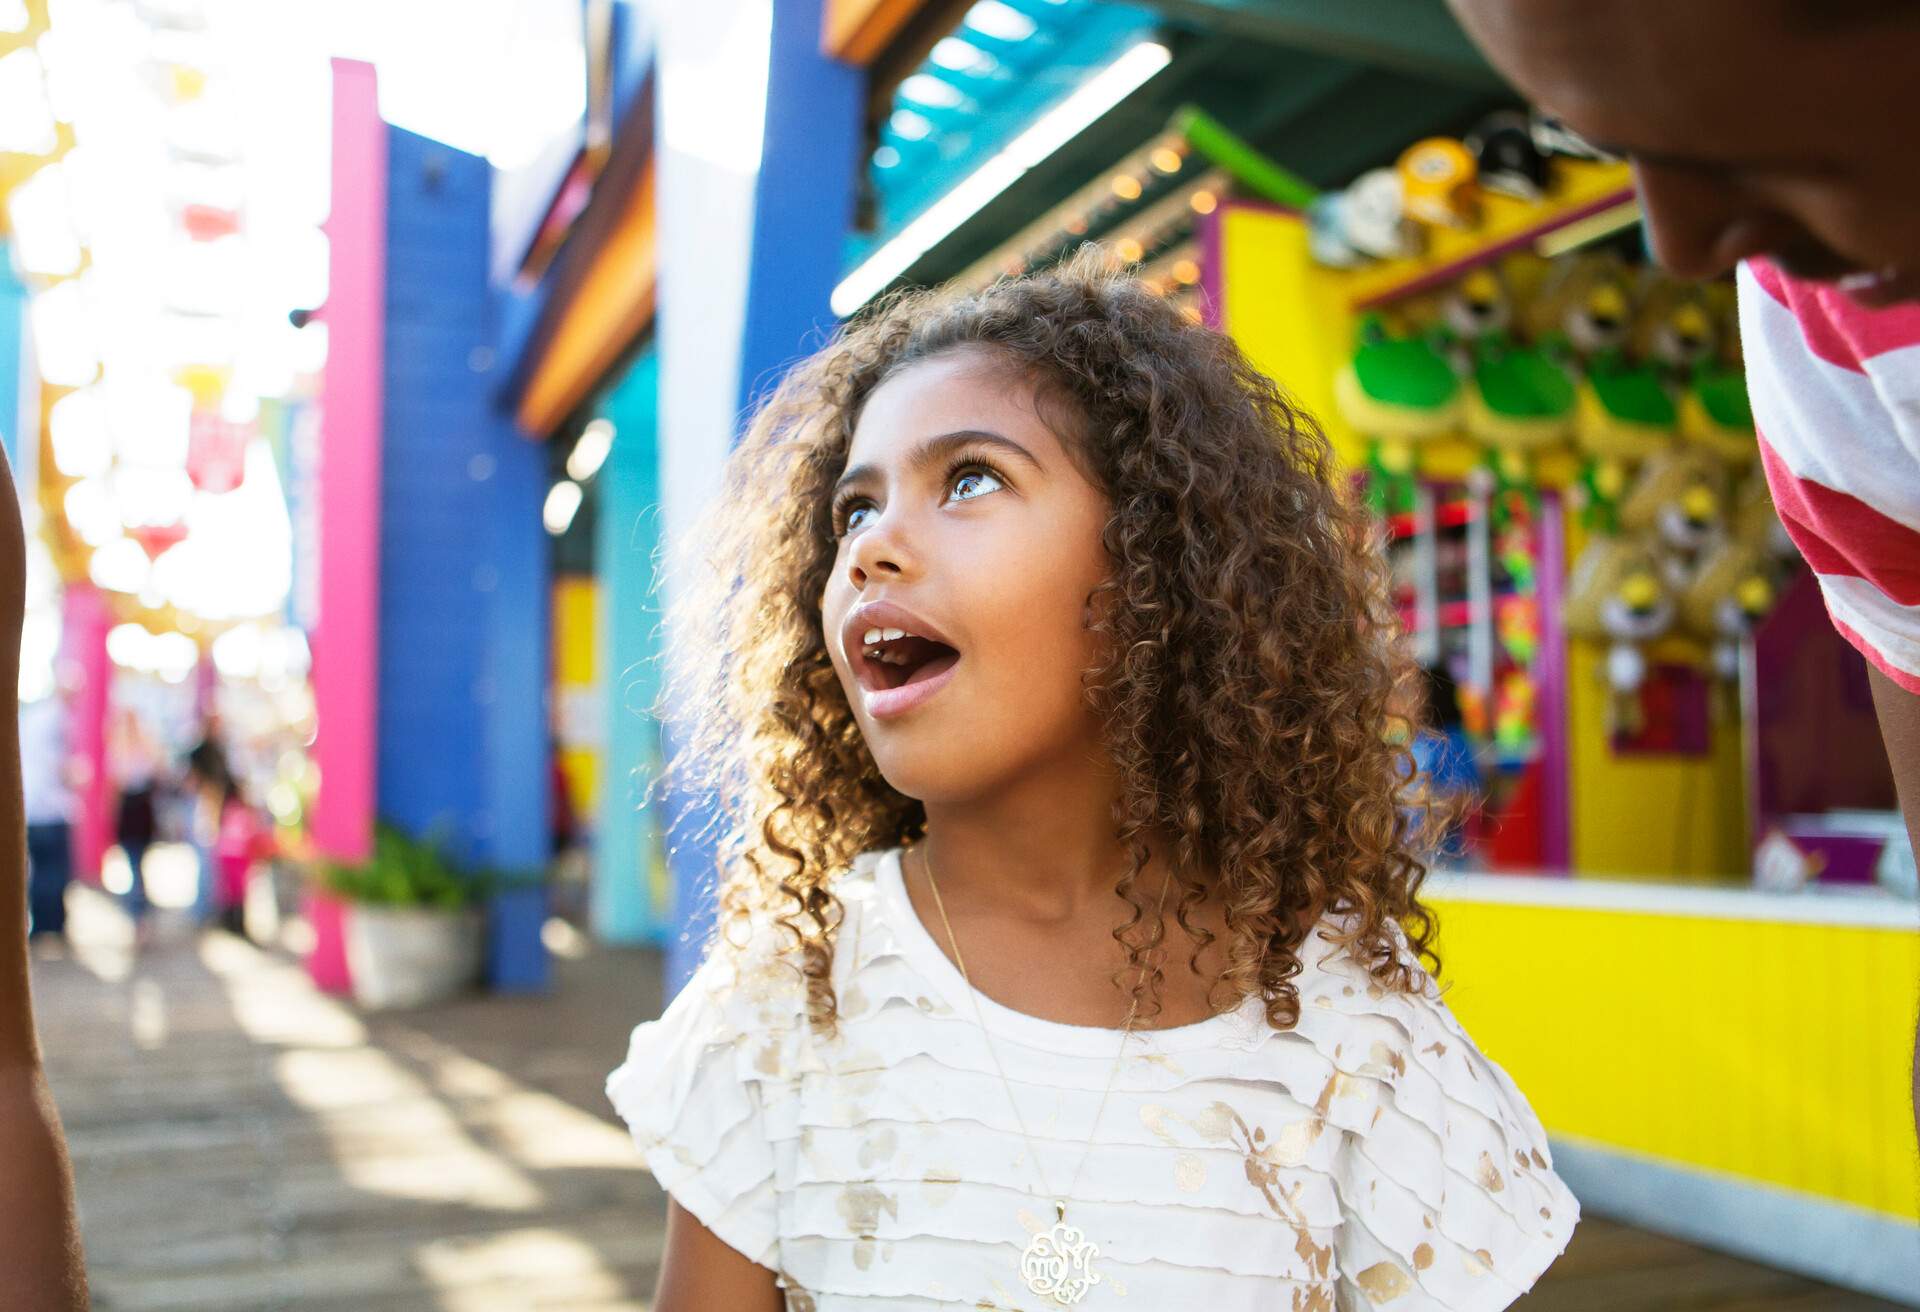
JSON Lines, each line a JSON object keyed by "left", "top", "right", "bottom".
{"left": 29, "top": 883, "right": 1906, "bottom": 1311}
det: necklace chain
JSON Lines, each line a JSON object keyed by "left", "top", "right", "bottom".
{"left": 917, "top": 842, "right": 1171, "bottom": 1213}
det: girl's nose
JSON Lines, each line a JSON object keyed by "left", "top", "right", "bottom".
{"left": 847, "top": 513, "right": 912, "bottom": 589}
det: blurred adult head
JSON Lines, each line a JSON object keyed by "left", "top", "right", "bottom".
{"left": 1446, "top": 0, "right": 1920, "bottom": 303}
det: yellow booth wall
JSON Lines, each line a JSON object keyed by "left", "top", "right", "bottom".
{"left": 1430, "top": 890, "right": 1920, "bottom": 1223}
{"left": 1212, "top": 204, "right": 1363, "bottom": 468}
{"left": 552, "top": 575, "right": 600, "bottom": 823}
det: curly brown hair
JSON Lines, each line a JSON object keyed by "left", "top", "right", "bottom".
{"left": 659, "top": 248, "right": 1443, "bottom": 1037}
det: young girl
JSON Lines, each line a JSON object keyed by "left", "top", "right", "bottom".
{"left": 609, "top": 254, "right": 1578, "bottom": 1310}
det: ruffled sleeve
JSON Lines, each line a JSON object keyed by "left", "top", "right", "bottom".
{"left": 605, "top": 934, "right": 801, "bottom": 1269}
{"left": 1301, "top": 923, "right": 1580, "bottom": 1310}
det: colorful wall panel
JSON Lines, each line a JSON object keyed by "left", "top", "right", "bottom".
{"left": 311, "top": 59, "right": 385, "bottom": 867}
{"left": 552, "top": 574, "right": 600, "bottom": 826}
{"left": 1207, "top": 203, "right": 1362, "bottom": 467}
{"left": 592, "top": 350, "right": 671, "bottom": 946}
{"left": 376, "top": 125, "right": 549, "bottom": 880}
{"left": 1430, "top": 876, "right": 1919, "bottom": 1302}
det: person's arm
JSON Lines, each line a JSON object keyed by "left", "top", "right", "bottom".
{"left": 653, "top": 1197, "right": 783, "bottom": 1312}
{"left": 1865, "top": 667, "right": 1920, "bottom": 1150}
{"left": 0, "top": 443, "right": 89, "bottom": 1310}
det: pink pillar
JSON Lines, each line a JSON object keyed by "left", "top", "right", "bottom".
{"left": 311, "top": 58, "right": 385, "bottom": 869}
{"left": 62, "top": 584, "right": 111, "bottom": 883}
{"left": 306, "top": 59, "right": 387, "bottom": 994}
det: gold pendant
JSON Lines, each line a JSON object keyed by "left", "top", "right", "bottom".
{"left": 1020, "top": 1202, "right": 1102, "bottom": 1306}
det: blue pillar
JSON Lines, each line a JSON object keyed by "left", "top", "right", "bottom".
{"left": 655, "top": 0, "right": 862, "bottom": 992}
{"left": 0, "top": 246, "right": 27, "bottom": 472}
{"left": 591, "top": 350, "right": 670, "bottom": 946}
{"left": 377, "top": 128, "right": 551, "bottom": 988}
{"left": 610, "top": 0, "right": 655, "bottom": 126}
{"left": 737, "top": 0, "right": 862, "bottom": 417}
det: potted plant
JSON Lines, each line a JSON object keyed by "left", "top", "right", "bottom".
{"left": 321, "top": 822, "right": 483, "bottom": 1010}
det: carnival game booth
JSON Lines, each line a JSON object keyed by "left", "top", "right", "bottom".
{"left": 832, "top": 1, "right": 1917, "bottom": 1294}
{"left": 827, "top": 0, "right": 1918, "bottom": 1291}
{"left": 1192, "top": 118, "right": 1919, "bottom": 1301}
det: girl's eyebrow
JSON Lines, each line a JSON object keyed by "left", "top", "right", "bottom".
{"left": 832, "top": 429, "right": 1042, "bottom": 500}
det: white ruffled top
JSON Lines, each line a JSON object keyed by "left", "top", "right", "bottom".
{"left": 607, "top": 846, "right": 1579, "bottom": 1310}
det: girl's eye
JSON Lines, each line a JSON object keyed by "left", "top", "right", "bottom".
{"left": 948, "top": 466, "right": 1003, "bottom": 503}
{"left": 835, "top": 502, "right": 875, "bottom": 537}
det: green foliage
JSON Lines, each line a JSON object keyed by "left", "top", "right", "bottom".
{"left": 316, "top": 821, "right": 552, "bottom": 907}
{"left": 319, "top": 822, "right": 475, "bottom": 909}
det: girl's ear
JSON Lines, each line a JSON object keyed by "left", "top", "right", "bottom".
{"left": 1083, "top": 580, "right": 1119, "bottom": 630}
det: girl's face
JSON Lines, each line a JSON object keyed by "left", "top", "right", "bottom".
{"left": 819, "top": 350, "right": 1114, "bottom": 804}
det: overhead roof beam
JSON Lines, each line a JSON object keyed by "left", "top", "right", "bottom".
{"left": 1131, "top": 0, "right": 1501, "bottom": 88}
{"left": 824, "top": 0, "right": 938, "bottom": 66}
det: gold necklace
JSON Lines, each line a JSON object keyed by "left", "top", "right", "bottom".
{"left": 918, "top": 843, "right": 1172, "bottom": 1307}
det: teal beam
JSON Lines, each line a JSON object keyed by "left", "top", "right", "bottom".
{"left": 0, "top": 245, "right": 26, "bottom": 472}
{"left": 1140, "top": 0, "right": 1500, "bottom": 88}
{"left": 590, "top": 350, "right": 671, "bottom": 947}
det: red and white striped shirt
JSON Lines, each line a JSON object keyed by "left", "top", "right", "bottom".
{"left": 1739, "top": 258, "right": 1920, "bottom": 695}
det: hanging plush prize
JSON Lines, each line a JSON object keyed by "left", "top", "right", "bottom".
{"left": 1630, "top": 276, "right": 1719, "bottom": 380}
{"left": 1527, "top": 255, "right": 1675, "bottom": 530}
{"left": 1673, "top": 462, "right": 1787, "bottom": 681}
{"left": 1679, "top": 286, "right": 1757, "bottom": 467}
{"left": 1467, "top": 111, "right": 1553, "bottom": 202}
{"left": 1397, "top": 137, "right": 1480, "bottom": 229}
{"left": 1565, "top": 533, "right": 1676, "bottom": 735}
{"left": 1679, "top": 536, "right": 1777, "bottom": 679}
{"left": 1334, "top": 315, "right": 1461, "bottom": 517}
{"left": 1440, "top": 267, "right": 1576, "bottom": 517}
{"left": 1620, "top": 444, "right": 1727, "bottom": 589}
{"left": 1307, "top": 168, "right": 1423, "bottom": 268}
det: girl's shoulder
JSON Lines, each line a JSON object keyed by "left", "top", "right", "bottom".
{"left": 1287, "top": 912, "right": 1563, "bottom": 1195}
{"left": 674, "top": 846, "right": 895, "bottom": 1038}
{"left": 1287, "top": 912, "right": 1489, "bottom": 1087}
{"left": 605, "top": 849, "right": 893, "bottom": 1141}
{"left": 1286, "top": 916, "right": 1581, "bottom": 1297}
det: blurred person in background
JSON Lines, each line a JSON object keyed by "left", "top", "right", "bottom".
{"left": 1447, "top": 0, "right": 1920, "bottom": 1155}
{"left": 212, "top": 771, "right": 274, "bottom": 937}
{"left": 20, "top": 667, "right": 85, "bottom": 955}
{"left": 1411, "top": 662, "right": 1481, "bottom": 864}
{"left": 182, "top": 714, "right": 232, "bottom": 928}
{"left": 549, "top": 732, "right": 579, "bottom": 861}
{"left": 0, "top": 441, "right": 92, "bottom": 1305}
{"left": 110, "top": 705, "right": 162, "bottom": 946}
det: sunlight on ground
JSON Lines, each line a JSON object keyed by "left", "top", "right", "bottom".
{"left": 49, "top": 883, "right": 654, "bottom": 1307}
{"left": 206, "top": 927, "right": 641, "bottom": 1229}
{"left": 129, "top": 977, "right": 168, "bottom": 1049}
{"left": 98, "top": 842, "right": 201, "bottom": 908}
{"left": 412, "top": 1228, "right": 635, "bottom": 1299}
{"left": 65, "top": 885, "right": 136, "bottom": 983}
{"left": 196, "top": 928, "right": 368, "bottom": 1047}
{"left": 397, "top": 1029, "right": 641, "bottom": 1173}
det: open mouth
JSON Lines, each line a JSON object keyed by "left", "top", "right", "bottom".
{"left": 857, "top": 630, "right": 961, "bottom": 693}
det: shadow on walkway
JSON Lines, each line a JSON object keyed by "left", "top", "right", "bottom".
{"left": 32, "top": 885, "right": 669, "bottom": 1310}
